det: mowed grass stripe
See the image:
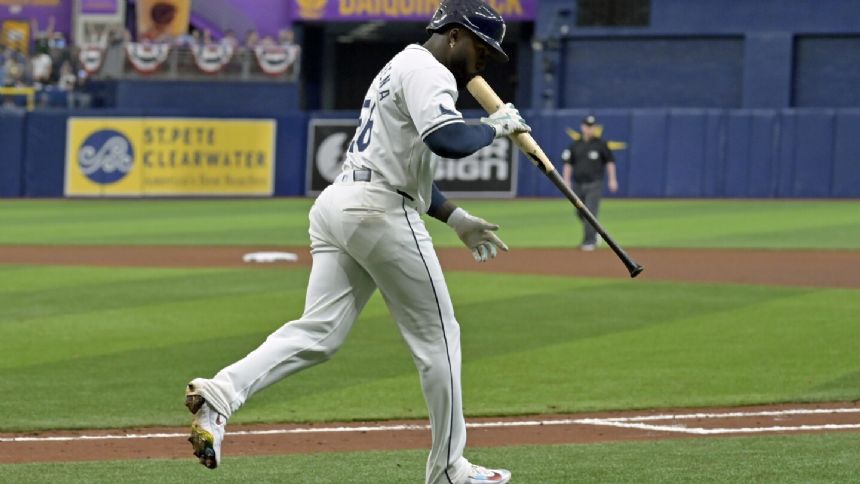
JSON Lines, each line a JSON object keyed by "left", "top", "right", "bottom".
{"left": 1, "top": 266, "right": 858, "bottom": 431}
{"left": 1, "top": 199, "right": 859, "bottom": 249}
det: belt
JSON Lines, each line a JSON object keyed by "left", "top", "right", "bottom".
{"left": 338, "top": 168, "right": 415, "bottom": 201}
{"left": 353, "top": 168, "right": 372, "bottom": 182}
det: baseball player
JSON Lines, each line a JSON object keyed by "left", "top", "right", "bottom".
{"left": 184, "top": 1, "right": 528, "bottom": 483}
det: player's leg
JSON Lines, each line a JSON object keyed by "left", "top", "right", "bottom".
{"left": 193, "top": 248, "right": 376, "bottom": 415}
{"left": 185, "top": 246, "right": 375, "bottom": 468}
{"left": 359, "top": 199, "right": 470, "bottom": 484}
{"left": 184, "top": 187, "right": 377, "bottom": 469}
{"left": 190, "top": 189, "right": 376, "bottom": 417}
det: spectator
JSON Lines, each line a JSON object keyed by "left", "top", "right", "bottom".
{"left": 57, "top": 60, "right": 77, "bottom": 91}
{"left": 258, "top": 35, "right": 275, "bottom": 47}
{"left": 174, "top": 26, "right": 198, "bottom": 47}
{"left": 221, "top": 29, "right": 238, "bottom": 49}
{"left": 49, "top": 32, "right": 67, "bottom": 50}
{"left": 277, "top": 28, "right": 293, "bottom": 47}
{"left": 31, "top": 51, "right": 53, "bottom": 87}
{"left": 561, "top": 115, "right": 619, "bottom": 251}
{"left": 243, "top": 29, "right": 258, "bottom": 50}
{"left": 2, "top": 57, "right": 23, "bottom": 87}
{"left": 48, "top": 43, "right": 69, "bottom": 84}
{"left": 82, "top": 22, "right": 109, "bottom": 46}
{"left": 31, "top": 16, "right": 55, "bottom": 55}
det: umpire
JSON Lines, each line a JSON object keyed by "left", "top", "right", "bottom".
{"left": 561, "top": 115, "right": 618, "bottom": 251}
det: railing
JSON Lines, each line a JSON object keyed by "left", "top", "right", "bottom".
{"left": 0, "top": 87, "right": 36, "bottom": 110}
{"left": 90, "top": 42, "right": 300, "bottom": 82}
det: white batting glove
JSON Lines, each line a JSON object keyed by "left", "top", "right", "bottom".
{"left": 446, "top": 207, "right": 509, "bottom": 262}
{"left": 480, "top": 103, "right": 531, "bottom": 138}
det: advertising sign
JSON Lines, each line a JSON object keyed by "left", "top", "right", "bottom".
{"left": 79, "top": 0, "right": 118, "bottom": 15}
{"left": 305, "top": 118, "right": 517, "bottom": 197}
{"left": 136, "top": 0, "right": 190, "bottom": 41}
{"left": 0, "top": 19, "right": 28, "bottom": 52}
{"left": 293, "top": 0, "right": 536, "bottom": 21}
{"left": 65, "top": 117, "right": 276, "bottom": 197}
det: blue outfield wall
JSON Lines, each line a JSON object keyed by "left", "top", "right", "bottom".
{"left": 0, "top": 111, "right": 26, "bottom": 197}
{"left": 3, "top": 108, "right": 860, "bottom": 198}
{"left": 515, "top": 108, "right": 860, "bottom": 199}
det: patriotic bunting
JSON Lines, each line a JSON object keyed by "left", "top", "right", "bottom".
{"left": 253, "top": 44, "right": 296, "bottom": 76}
{"left": 79, "top": 45, "right": 106, "bottom": 75}
{"left": 190, "top": 43, "right": 234, "bottom": 74}
{"left": 125, "top": 42, "right": 171, "bottom": 74}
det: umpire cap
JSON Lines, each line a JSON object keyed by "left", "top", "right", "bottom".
{"left": 426, "top": 0, "right": 508, "bottom": 63}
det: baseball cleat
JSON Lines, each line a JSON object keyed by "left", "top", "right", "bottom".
{"left": 185, "top": 384, "right": 226, "bottom": 469}
{"left": 464, "top": 464, "right": 511, "bottom": 483}
{"left": 185, "top": 394, "right": 205, "bottom": 414}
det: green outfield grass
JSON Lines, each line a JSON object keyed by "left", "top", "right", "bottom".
{"left": 1, "top": 265, "right": 858, "bottom": 431}
{"left": 1, "top": 198, "right": 859, "bottom": 249}
{"left": 3, "top": 433, "right": 859, "bottom": 483}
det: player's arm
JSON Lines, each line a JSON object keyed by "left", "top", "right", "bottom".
{"left": 422, "top": 124, "right": 492, "bottom": 220}
{"left": 423, "top": 119, "right": 490, "bottom": 220}
{"left": 427, "top": 182, "right": 457, "bottom": 222}
{"left": 427, "top": 183, "right": 508, "bottom": 262}
{"left": 424, "top": 122, "right": 495, "bottom": 159}
{"left": 422, "top": 101, "right": 530, "bottom": 159}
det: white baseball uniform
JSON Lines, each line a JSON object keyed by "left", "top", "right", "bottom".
{"left": 192, "top": 44, "right": 473, "bottom": 484}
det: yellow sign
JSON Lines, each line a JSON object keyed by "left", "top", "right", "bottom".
{"left": 297, "top": 0, "right": 327, "bottom": 19}
{"left": 137, "top": 0, "right": 190, "bottom": 41}
{"left": 1, "top": 20, "right": 30, "bottom": 54}
{"left": 65, "top": 118, "right": 276, "bottom": 197}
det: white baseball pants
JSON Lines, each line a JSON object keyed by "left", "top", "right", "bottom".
{"left": 195, "top": 175, "right": 471, "bottom": 484}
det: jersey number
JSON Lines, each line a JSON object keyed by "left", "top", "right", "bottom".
{"left": 350, "top": 99, "right": 376, "bottom": 153}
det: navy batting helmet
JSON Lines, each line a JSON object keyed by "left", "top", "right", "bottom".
{"left": 426, "top": 0, "right": 508, "bottom": 63}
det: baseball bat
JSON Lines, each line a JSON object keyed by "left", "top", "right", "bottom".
{"left": 466, "top": 76, "right": 644, "bottom": 278}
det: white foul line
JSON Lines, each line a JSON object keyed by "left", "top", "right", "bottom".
{"left": 2, "top": 407, "right": 859, "bottom": 443}
{"left": 575, "top": 407, "right": 860, "bottom": 435}
{"left": 574, "top": 419, "right": 860, "bottom": 435}
{"left": 585, "top": 407, "right": 860, "bottom": 422}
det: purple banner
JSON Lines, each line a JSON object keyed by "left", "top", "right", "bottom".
{"left": 187, "top": 0, "right": 534, "bottom": 40}
{"left": 0, "top": 0, "right": 72, "bottom": 35}
{"left": 191, "top": 0, "right": 291, "bottom": 38}
{"left": 292, "top": 0, "right": 536, "bottom": 22}
{"left": 79, "top": 0, "right": 118, "bottom": 15}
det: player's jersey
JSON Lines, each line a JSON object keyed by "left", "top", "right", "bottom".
{"left": 342, "top": 44, "right": 463, "bottom": 213}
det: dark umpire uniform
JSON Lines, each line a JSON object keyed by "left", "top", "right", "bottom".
{"left": 561, "top": 115, "right": 618, "bottom": 250}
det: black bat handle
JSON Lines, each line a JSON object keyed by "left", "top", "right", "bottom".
{"left": 545, "top": 169, "right": 644, "bottom": 278}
